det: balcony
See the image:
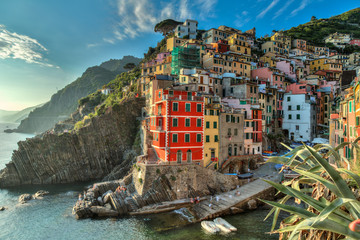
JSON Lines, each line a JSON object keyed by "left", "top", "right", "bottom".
{"left": 163, "top": 94, "right": 204, "bottom": 102}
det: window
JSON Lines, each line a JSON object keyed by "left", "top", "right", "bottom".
{"left": 296, "top": 125, "right": 299, "bottom": 130}
{"left": 234, "top": 129, "right": 238, "bottom": 136}
{"left": 206, "top": 121, "right": 210, "bottom": 128}
{"left": 185, "top": 134, "right": 190, "bottom": 143}
{"left": 288, "top": 105, "right": 291, "bottom": 111}
{"left": 210, "top": 110, "right": 214, "bottom": 115}
{"left": 172, "top": 118, "right": 178, "bottom": 127}
{"left": 185, "top": 118, "right": 190, "bottom": 127}
{"left": 213, "top": 121, "right": 217, "bottom": 128}
{"left": 185, "top": 103, "right": 191, "bottom": 112}
{"left": 172, "top": 134, "right": 178, "bottom": 143}
{"left": 296, "top": 114, "right": 300, "bottom": 120}
{"left": 214, "top": 135, "right": 218, "bottom": 142}
{"left": 226, "top": 115, "right": 230, "bottom": 122}
{"left": 197, "top": 119, "right": 202, "bottom": 127}
{"left": 228, "top": 128, "right": 231, "bottom": 135}
{"left": 288, "top": 114, "right": 292, "bottom": 119}
{"left": 173, "top": 102, "right": 178, "bottom": 111}
{"left": 206, "top": 135, "right": 210, "bottom": 142}
{"left": 196, "top": 134, "right": 202, "bottom": 142}
{"left": 297, "top": 105, "right": 300, "bottom": 110}
{"left": 287, "top": 96, "right": 291, "bottom": 102}
{"left": 197, "top": 104, "right": 202, "bottom": 112}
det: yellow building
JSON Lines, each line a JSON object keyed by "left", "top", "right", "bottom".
{"left": 227, "top": 33, "right": 251, "bottom": 55}
{"left": 260, "top": 52, "right": 277, "bottom": 68}
{"left": 271, "top": 32, "right": 291, "bottom": 49}
{"left": 309, "top": 58, "right": 342, "bottom": 73}
{"left": 262, "top": 41, "right": 289, "bottom": 55}
{"left": 166, "top": 37, "right": 188, "bottom": 52}
{"left": 203, "top": 96, "right": 221, "bottom": 168}
{"left": 202, "top": 52, "right": 251, "bottom": 76}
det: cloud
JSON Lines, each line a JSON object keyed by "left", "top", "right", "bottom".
{"left": 290, "top": 0, "right": 310, "bottom": 17}
{"left": 273, "top": 0, "right": 294, "bottom": 19}
{"left": 87, "top": 43, "right": 100, "bottom": 48}
{"left": 234, "top": 11, "right": 252, "bottom": 28}
{"left": 256, "top": 0, "right": 279, "bottom": 20}
{"left": 106, "top": 0, "right": 217, "bottom": 43}
{"left": 0, "top": 25, "right": 56, "bottom": 67}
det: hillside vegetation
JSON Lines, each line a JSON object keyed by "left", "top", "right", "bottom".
{"left": 14, "top": 56, "right": 141, "bottom": 134}
{"left": 284, "top": 8, "right": 360, "bottom": 46}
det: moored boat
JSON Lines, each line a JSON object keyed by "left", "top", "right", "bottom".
{"left": 201, "top": 221, "right": 220, "bottom": 234}
{"left": 214, "top": 217, "right": 237, "bottom": 232}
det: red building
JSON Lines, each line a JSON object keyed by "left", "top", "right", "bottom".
{"left": 350, "top": 39, "right": 360, "bottom": 47}
{"left": 211, "top": 40, "right": 230, "bottom": 53}
{"left": 150, "top": 89, "right": 204, "bottom": 164}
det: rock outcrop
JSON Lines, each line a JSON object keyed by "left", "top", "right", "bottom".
{"left": 0, "top": 97, "right": 145, "bottom": 187}
{"left": 72, "top": 163, "right": 247, "bottom": 219}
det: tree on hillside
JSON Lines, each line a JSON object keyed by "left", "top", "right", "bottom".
{"left": 311, "top": 16, "right": 317, "bottom": 21}
{"left": 154, "top": 19, "right": 183, "bottom": 36}
{"left": 124, "top": 63, "right": 136, "bottom": 70}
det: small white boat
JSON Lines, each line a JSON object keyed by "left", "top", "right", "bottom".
{"left": 214, "top": 217, "right": 237, "bottom": 232}
{"left": 201, "top": 221, "right": 220, "bottom": 234}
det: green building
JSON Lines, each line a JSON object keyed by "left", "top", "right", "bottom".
{"left": 171, "top": 45, "right": 201, "bottom": 75}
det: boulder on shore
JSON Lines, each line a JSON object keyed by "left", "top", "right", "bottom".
{"left": 90, "top": 206, "right": 119, "bottom": 217}
{"left": 33, "top": 190, "right": 49, "bottom": 199}
{"left": 247, "top": 199, "right": 257, "bottom": 210}
{"left": 0, "top": 207, "right": 6, "bottom": 211}
{"left": 18, "top": 194, "right": 33, "bottom": 204}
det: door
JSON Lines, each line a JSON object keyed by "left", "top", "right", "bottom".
{"left": 187, "top": 150, "right": 192, "bottom": 163}
{"left": 177, "top": 150, "right": 182, "bottom": 163}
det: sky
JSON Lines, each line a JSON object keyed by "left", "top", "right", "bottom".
{"left": 0, "top": 0, "right": 358, "bottom": 111}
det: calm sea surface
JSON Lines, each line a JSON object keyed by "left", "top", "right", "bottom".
{"left": 0, "top": 122, "right": 284, "bottom": 240}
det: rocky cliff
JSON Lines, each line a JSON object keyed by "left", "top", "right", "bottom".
{"left": 0, "top": 97, "right": 145, "bottom": 187}
{"left": 11, "top": 56, "right": 142, "bottom": 134}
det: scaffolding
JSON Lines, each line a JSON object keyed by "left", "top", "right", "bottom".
{"left": 171, "top": 46, "right": 201, "bottom": 75}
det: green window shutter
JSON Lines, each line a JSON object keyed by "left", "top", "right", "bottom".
{"left": 213, "top": 121, "right": 217, "bottom": 128}
{"left": 185, "top": 119, "right": 190, "bottom": 127}
{"left": 173, "top": 134, "right": 178, "bottom": 143}
{"left": 185, "top": 103, "right": 191, "bottom": 112}
{"left": 206, "top": 135, "right": 210, "bottom": 142}
{"left": 297, "top": 105, "right": 300, "bottom": 110}
{"left": 206, "top": 121, "right": 210, "bottom": 128}
{"left": 196, "top": 134, "right": 202, "bottom": 142}
{"left": 214, "top": 135, "right": 218, "bottom": 142}
{"left": 297, "top": 114, "right": 300, "bottom": 120}
{"left": 185, "top": 134, "right": 190, "bottom": 143}
{"left": 173, "top": 118, "right": 178, "bottom": 127}
{"left": 197, "top": 104, "right": 202, "bottom": 112}
{"left": 197, "top": 119, "right": 202, "bottom": 127}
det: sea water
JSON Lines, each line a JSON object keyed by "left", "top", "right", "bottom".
{"left": 0, "top": 122, "right": 283, "bottom": 240}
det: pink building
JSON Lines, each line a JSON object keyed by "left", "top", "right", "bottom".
{"left": 286, "top": 83, "right": 314, "bottom": 95}
{"left": 350, "top": 39, "right": 360, "bottom": 47}
{"left": 276, "top": 60, "right": 296, "bottom": 81}
{"left": 251, "top": 67, "right": 286, "bottom": 90}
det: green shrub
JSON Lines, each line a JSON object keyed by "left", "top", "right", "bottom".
{"left": 262, "top": 142, "right": 360, "bottom": 239}
{"left": 138, "top": 178, "right": 143, "bottom": 184}
{"left": 170, "top": 175, "right": 176, "bottom": 181}
{"left": 156, "top": 169, "right": 161, "bottom": 174}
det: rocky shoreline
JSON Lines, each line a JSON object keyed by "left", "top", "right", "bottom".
{"left": 72, "top": 162, "right": 278, "bottom": 221}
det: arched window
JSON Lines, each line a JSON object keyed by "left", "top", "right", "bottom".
{"left": 234, "top": 144, "right": 238, "bottom": 156}
{"left": 187, "top": 150, "right": 192, "bottom": 163}
{"left": 177, "top": 150, "right": 182, "bottom": 163}
{"left": 228, "top": 144, "right": 232, "bottom": 156}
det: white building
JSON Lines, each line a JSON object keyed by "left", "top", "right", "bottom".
{"left": 175, "top": 19, "right": 198, "bottom": 39}
{"left": 282, "top": 93, "right": 317, "bottom": 142}
{"left": 324, "top": 32, "right": 351, "bottom": 49}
